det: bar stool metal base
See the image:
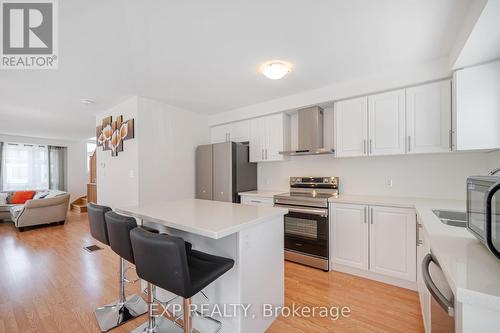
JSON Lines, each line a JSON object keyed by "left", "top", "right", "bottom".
{"left": 131, "top": 316, "right": 183, "bottom": 333}
{"left": 95, "top": 293, "right": 148, "bottom": 332}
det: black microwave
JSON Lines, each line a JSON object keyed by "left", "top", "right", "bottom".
{"left": 467, "top": 176, "right": 500, "bottom": 260}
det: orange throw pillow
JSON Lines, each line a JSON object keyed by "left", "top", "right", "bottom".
{"left": 10, "top": 191, "right": 36, "bottom": 204}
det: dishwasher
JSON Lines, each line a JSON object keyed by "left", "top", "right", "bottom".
{"left": 422, "top": 253, "right": 455, "bottom": 333}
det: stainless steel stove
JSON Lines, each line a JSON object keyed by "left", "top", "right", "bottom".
{"left": 274, "top": 177, "right": 339, "bottom": 271}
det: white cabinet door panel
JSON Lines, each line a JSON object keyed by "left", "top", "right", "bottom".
{"left": 250, "top": 113, "right": 288, "bottom": 162}
{"left": 406, "top": 80, "right": 451, "bottom": 154}
{"left": 230, "top": 120, "right": 250, "bottom": 142}
{"left": 249, "top": 117, "right": 265, "bottom": 162}
{"left": 454, "top": 60, "right": 500, "bottom": 150}
{"left": 368, "top": 89, "right": 406, "bottom": 156}
{"left": 210, "top": 124, "right": 230, "bottom": 143}
{"left": 369, "top": 206, "right": 416, "bottom": 282}
{"left": 331, "top": 203, "right": 369, "bottom": 270}
{"left": 334, "top": 97, "right": 368, "bottom": 157}
{"left": 265, "top": 113, "right": 285, "bottom": 162}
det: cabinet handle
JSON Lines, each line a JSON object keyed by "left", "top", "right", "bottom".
{"left": 369, "top": 139, "right": 372, "bottom": 154}
{"left": 364, "top": 207, "right": 367, "bottom": 224}
{"left": 408, "top": 136, "right": 411, "bottom": 152}
{"left": 370, "top": 207, "right": 373, "bottom": 224}
{"left": 250, "top": 200, "right": 262, "bottom": 203}
{"left": 449, "top": 129, "right": 453, "bottom": 150}
{"left": 363, "top": 139, "right": 367, "bottom": 155}
{"left": 417, "top": 222, "right": 423, "bottom": 246}
{"left": 265, "top": 149, "right": 268, "bottom": 160}
{"left": 261, "top": 149, "right": 264, "bottom": 160}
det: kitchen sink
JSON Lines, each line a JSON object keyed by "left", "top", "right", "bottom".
{"left": 432, "top": 210, "right": 467, "bottom": 227}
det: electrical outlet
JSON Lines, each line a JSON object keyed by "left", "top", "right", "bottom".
{"left": 387, "top": 179, "right": 393, "bottom": 187}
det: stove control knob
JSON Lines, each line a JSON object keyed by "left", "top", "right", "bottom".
{"left": 323, "top": 178, "right": 330, "bottom": 183}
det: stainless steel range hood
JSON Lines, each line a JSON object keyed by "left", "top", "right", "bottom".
{"left": 280, "top": 106, "right": 334, "bottom": 156}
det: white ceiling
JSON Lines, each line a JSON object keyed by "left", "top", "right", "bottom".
{"left": 0, "top": 0, "right": 478, "bottom": 140}
{"left": 453, "top": 0, "right": 500, "bottom": 68}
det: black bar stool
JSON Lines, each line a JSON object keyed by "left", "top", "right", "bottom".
{"left": 87, "top": 203, "right": 147, "bottom": 332}
{"left": 103, "top": 211, "right": 151, "bottom": 330}
{"left": 130, "top": 228, "right": 235, "bottom": 333}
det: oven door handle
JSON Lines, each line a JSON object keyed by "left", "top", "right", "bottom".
{"left": 422, "top": 253, "right": 454, "bottom": 317}
{"left": 274, "top": 204, "right": 328, "bottom": 217}
{"left": 486, "top": 181, "right": 500, "bottom": 260}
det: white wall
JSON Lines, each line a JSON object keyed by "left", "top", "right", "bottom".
{"left": 96, "top": 97, "right": 139, "bottom": 208}
{"left": 96, "top": 96, "right": 209, "bottom": 208}
{"left": 0, "top": 133, "right": 88, "bottom": 201}
{"left": 258, "top": 150, "right": 500, "bottom": 200}
{"left": 137, "top": 98, "right": 208, "bottom": 204}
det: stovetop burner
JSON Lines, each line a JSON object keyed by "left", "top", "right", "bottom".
{"left": 274, "top": 176, "right": 339, "bottom": 208}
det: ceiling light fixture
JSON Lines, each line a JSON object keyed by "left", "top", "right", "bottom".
{"left": 260, "top": 60, "right": 292, "bottom": 80}
{"left": 80, "top": 98, "right": 95, "bottom": 105}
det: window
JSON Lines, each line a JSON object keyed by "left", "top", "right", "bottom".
{"left": 1, "top": 143, "right": 49, "bottom": 190}
{"left": 86, "top": 140, "right": 96, "bottom": 173}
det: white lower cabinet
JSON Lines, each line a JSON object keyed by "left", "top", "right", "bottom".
{"left": 331, "top": 203, "right": 369, "bottom": 270}
{"left": 240, "top": 195, "right": 274, "bottom": 207}
{"left": 369, "top": 205, "right": 417, "bottom": 282}
{"left": 330, "top": 203, "right": 417, "bottom": 285}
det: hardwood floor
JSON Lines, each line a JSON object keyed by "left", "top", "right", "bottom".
{"left": 0, "top": 211, "right": 423, "bottom": 333}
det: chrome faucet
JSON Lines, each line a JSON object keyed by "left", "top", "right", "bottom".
{"left": 489, "top": 167, "right": 500, "bottom": 176}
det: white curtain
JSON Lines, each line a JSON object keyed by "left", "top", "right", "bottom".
{"left": 48, "top": 146, "right": 66, "bottom": 191}
{"left": 1, "top": 143, "right": 49, "bottom": 191}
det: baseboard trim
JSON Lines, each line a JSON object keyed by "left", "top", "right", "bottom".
{"left": 331, "top": 263, "right": 417, "bottom": 291}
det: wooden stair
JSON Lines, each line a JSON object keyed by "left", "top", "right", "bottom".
{"left": 71, "top": 196, "right": 88, "bottom": 213}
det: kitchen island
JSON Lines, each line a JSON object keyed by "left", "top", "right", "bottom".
{"left": 117, "top": 199, "right": 287, "bottom": 333}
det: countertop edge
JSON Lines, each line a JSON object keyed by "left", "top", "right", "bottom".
{"left": 115, "top": 207, "right": 287, "bottom": 240}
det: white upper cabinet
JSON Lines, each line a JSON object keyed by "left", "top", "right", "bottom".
{"left": 210, "top": 120, "right": 250, "bottom": 144}
{"left": 406, "top": 80, "right": 452, "bottom": 154}
{"left": 229, "top": 120, "right": 250, "bottom": 142}
{"left": 368, "top": 89, "right": 406, "bottom": 156}
{"left": 331, "top": 203, "right": 369, "bottom": 270}
{"left": 250, "top": 113, "right": 289, "bottom": 162}
{"left": 369, "top": 206, "right": 416, "bottom": 282}
{"left": 210, "top": 124, "right": 231, "bottom": 143}
{"left": 265, "top": 113, "right": 286, "bottom": 161}
{"left": 334, "top": 97, "right": 368, "bottom": 157}
{"left": 249, "top": 116, "right": 266, "bottom": 162}
{"left": 454, "top": 60, "right": 500, "bottom": 151}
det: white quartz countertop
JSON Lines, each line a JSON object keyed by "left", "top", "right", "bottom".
{"left": 329, "top": 194, "right": 500, "bottom": 311}
{"left": 116, "top": 199, "right": 287, "bottom": 240}
{"left": 238, "top": 190, "right": 287, "bottom": 198}
{"left": 329, "top": 194, "right": 419, "bottom": 207}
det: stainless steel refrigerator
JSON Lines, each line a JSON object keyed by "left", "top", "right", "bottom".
{"left": 196, "top": 142, "right": 257, "bottom": 203}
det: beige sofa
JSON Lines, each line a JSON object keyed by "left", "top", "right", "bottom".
{"left": 6, "top": 193, "right": 70, "bottom": 231}
{"left": 0, "top": 204, "right": 19, "bottom": 220}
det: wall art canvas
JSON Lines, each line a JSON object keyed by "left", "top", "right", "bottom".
{"left": 96, "top": 115, "right": 135, "bottom": 156}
